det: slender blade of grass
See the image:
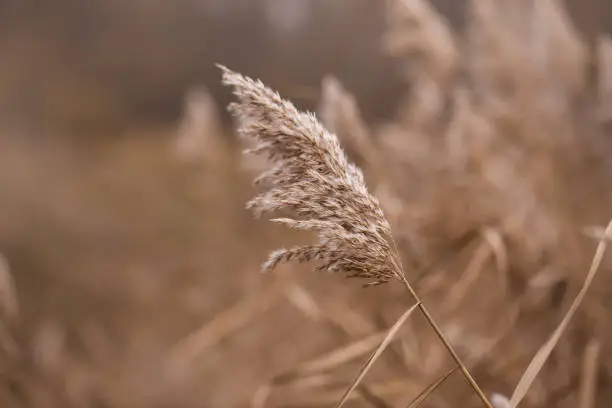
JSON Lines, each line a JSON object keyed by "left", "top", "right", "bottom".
{"left": 405, "top": 366, "right": 458, "bottom": 408}
{"left": 509, "top": 218, "right": 612, "bottom": 407}
{"left": 334, "top": 301, "right": 420, "bottom": 408}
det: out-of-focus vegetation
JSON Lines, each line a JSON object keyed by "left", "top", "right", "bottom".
{"left": 1, "top": 1, "right": 612, "bottom": 407}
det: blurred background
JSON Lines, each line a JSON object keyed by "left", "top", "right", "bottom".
{"left": 2, "top": 0, "right": 612, "bottom": 407}
{"left": 1, "top": 0, "right": 606, "bottom": 135}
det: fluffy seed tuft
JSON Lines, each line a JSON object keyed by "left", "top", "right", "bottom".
{"left": 219, "top": 65, "right": 404, "bottom": 286}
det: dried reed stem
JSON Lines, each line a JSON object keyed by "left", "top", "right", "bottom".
{"left": 219, "top": 65, "right": 492, "bottom": 408}
{"left": 398, "top": 273, "right": 492, "bottom": 408}
{"left": 578, "top": 338, "right": 600, "bottom": 408}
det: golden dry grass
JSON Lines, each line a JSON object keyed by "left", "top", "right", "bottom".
{"left": 0, "top": 1, "right": 612, "bottom": 407}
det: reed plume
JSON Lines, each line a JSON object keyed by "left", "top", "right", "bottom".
{"left": 219, "top": 65, "right": 492, "bottom": 407}
{"left": 318, "top": 75, "right": 376, "bottom": 171}
{"left": 220, "top": 65, "right": 402, "bottom": 286}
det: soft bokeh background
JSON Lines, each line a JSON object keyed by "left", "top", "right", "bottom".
{"left": 1, "top": 1, "right": 612, "bottom": 407}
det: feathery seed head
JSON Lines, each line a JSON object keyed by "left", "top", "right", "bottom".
{"left": 219, "top": 65, "right": 404, "bottom": 285}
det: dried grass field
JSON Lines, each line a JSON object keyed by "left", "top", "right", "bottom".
{"left": 1, "top": 0, "right": 612, "bottom": 407}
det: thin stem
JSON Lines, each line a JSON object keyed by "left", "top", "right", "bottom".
{"left": 397, "top": 273, "right": 492, "bottom": 408}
